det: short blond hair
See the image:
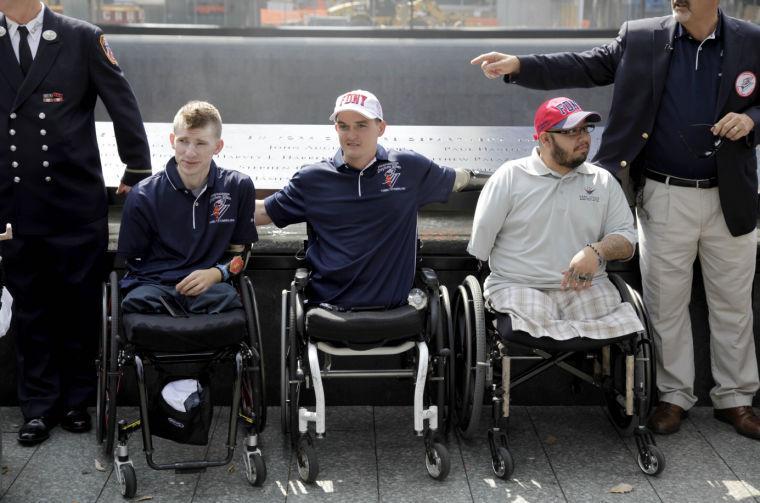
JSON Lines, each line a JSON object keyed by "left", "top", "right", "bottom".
{"left": 173, "top": 101, "right": 222, "bottom": 138}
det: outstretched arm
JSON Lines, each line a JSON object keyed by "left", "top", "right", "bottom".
{"left": 254, "top": 200, "right": 272, "bottom": 226}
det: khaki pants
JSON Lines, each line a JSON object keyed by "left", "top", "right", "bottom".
{"left": 637, "top": 179, "right": 758, "bottom": 410}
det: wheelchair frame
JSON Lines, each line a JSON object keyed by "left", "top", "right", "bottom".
{"left": 453, "top": 272, "right": 665, "bottom": 480}
{"left": 280, "top": 266, "right": 455, "bottom": 483}
{"left": 96, "top": 270, "right": 268, "bottom": 498}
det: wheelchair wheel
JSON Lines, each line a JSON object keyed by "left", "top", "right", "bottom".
{"left": 492, "top": 446, "right": 514, "bottom": 480}
{"left": 118, "top": 464, "right": 137, "bottom": 498}
{"left": 439, "top": 285, "right": 456, "bottom": 434}
{"left": 296, "top": 441, "right": 319, "bottom": 484}
{"left": 96, "top": 280, "right": 109, "bottom": 445}
{"left": 243, "top": 450, "right": 267, "bottom": 487}
{"left": 281, "top": 288, "right": 303, "bottom": 446}
{"left": 605, "top": 275, "right": 656, "bottom": 434}
{"left": 425, "top": 442, "right": 451, "bottom": 481}
{"left": 637, "top": 444, "right": 665, "bottom": 476}
{"left": 240, "top": 276, "right": 267, "bottom": 431}
{"left": 453, "top": 275, "right": 486, "bottom": 439}
{"left": 103, "top": 271, "right": 120, "bottom": 457}
{"left": 280, "top": 290, "right": 290, "bottom": 435}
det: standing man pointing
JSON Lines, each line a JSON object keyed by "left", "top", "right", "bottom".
{"left": 0, "top": 0, "right": 151, "bottom": 445}
{"left": 471, "top": 0, "right": 760, "bottom": 439}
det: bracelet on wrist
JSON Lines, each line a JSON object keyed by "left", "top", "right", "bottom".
{"left": 585, "top": 243, "right": 604, "bottom": 267}
{"left": 214, "top": 264, "right": 230, "bottom": 282}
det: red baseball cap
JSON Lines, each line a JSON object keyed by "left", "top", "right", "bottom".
{"left": 533, "top": 97, "right": 601, "bottom": 139}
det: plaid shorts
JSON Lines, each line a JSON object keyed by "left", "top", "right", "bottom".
{"left": 486, "top": 277, "right": 644, "bottom": 341}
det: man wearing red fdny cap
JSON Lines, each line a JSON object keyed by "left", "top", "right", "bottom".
{"left": 471, "top": 0, "right": 760, "bottom": 440}
{"left": 469, "top": 97, "right": 642, "bottom": 343}
{"left": 254, "top": 89, "right": 476, "bottom": 309}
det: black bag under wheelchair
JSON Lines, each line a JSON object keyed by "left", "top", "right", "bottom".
{"left": 280, "top": 264, "right": 455, "bottom": 483}
{"left": 95, "top": 265, "right": 268, "bottom": 499}
{"left": 452, "top": 267, "right": 665, "bottom": 481}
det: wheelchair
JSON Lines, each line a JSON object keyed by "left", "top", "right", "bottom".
{"left": 453, "top": 270, "right": 664, "bottom": 480}
{"left": 95, "top": 266, "right": 268, "bottom": 498}
{"left": 280, "top": 266, "right": 455, "bottom": 483}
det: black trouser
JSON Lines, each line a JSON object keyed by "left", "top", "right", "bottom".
{"left": 3, "top": 218, "right": 108, "bottom": 420}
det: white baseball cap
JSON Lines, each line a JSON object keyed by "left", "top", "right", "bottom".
{"left": 329, "top": 89, "right": 384, "bottom": 122}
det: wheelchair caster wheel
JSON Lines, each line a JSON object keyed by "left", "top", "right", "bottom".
{"left": 637, "top": 444, "right": 665, "bottom": 476}
{"left": 492, "top": 446, "right": 514, "bottom": 480}
{"left": 243, "top": 451, "right": 267, "bottom": 486}
{"left": 425, "top": 442, "right": 450, "bottom": 481}
{"left": 297, "top": 442, "right": 319, "bottom": 483}
{"left": 118, "top": 464, "right": 137, "bottom": 498}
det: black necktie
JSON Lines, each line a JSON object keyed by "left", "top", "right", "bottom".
{"left": 17, "top": 26, "right": 32, "bottom": 76}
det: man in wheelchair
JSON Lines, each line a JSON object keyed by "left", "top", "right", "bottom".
{"left": 103, "top": 101, "right": 266, "bottom": 497}
{"left": 254, "top": 89, "right": 480, "bottom": 482}
{"left": 458, "top": 97, "right": 663, "bottom": 479}
{"left": 118, "top": 101, "right": 257, "bottom": 311}
{"left": 469, "top": 97, "right": 642, "bottom": 341}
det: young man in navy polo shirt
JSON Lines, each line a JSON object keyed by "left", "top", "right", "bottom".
{"left": 118, "top": 101, "right": 258, "bottom": 313}
{"left": 254, "top": 90, "right": 474, "bottom": 309}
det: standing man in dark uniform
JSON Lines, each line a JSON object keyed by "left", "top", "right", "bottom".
{"left": 0, "top": 0, "right": 151, "bottom": 445}
{"left": 470, "top": 0, "right": 760, "bottom": 439}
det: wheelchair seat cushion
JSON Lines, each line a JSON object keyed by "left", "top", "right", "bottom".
{"left": 496, "top": 314, "right": 635, "bottom": 352}
{"left": 122, "top": 308, "right": 246, "bottom": 352}
{"left": 306, "top": 305, "right": 425, "bottom": 349}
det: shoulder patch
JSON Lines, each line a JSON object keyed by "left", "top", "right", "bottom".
{"left": 99, "top": 34, "right": 118, "bottom": 66}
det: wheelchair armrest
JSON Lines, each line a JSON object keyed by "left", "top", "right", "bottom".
{"left": 418, "top": 267, "right": 439, "bottom": 290}
{"left": 294, "top": 268, "right": 309, "bottom": 291}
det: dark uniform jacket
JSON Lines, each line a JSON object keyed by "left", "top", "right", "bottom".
{"left": 0, "top": 7, "right": 151, "bottom": 235}
{"left": 511, "top": 13, "right": 760, "bottom": 236}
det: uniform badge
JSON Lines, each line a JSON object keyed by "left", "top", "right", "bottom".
{"left": 42, "top": 30, "right": 57, "bottom": 41}
{"left": 0, "top": 27, "right": 7, "bottom": 38}
{"left": 735, "top": 71, "right": 756, "bottom": 98}
{"left": 43, "top": 92, "right": 64, "bottom": 103}
{"left": 99, "top": 34, "right": 118, "bottom": 66}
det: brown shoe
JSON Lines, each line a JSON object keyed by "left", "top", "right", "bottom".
{"left": 647, "top": 402, "right": 686, "bottom": 434}
{"left": 714, "top": 406, "right": 760, "bottom": 440}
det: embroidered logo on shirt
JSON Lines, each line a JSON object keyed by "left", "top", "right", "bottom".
{"left": 209, "top": 192, "right": 234, "bottom": 223}
{"left": 580, "top": 187, "right": 600, "bottom": 202}
{"left": 377, "top": 162, "right": 406, "bottom": 192}
{"left": 735, "top": 71, "right": 756, "bottom": 98}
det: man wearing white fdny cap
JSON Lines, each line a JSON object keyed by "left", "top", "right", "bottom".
{"left": 254, "top": 89, "right": 477, "bottom": 309}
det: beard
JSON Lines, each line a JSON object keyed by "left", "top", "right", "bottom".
{"left": 548, "top": 138, "right": 588, "bottom": 170}
{"left": 672, "top": 1, "right": 692, "bottom": 23}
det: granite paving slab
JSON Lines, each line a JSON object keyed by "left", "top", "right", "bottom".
{"left": 527, "top": 406, "right": 660, "bottom": 503}
{"left": 0, "top": 432, "right": 37, "bottom": 500}
{"left": 0, "top": 408, "right": 23, "bottom": 434}
{"left": 374, "top": 406, "right": 472, "bottom": 503}
{"left": 457, "top": 405, "right": 566, "bottom": 503}
{"left": 193, "top": 406, "right": 288, "bottom": 503}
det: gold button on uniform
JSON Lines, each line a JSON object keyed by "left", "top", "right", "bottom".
{"left": 38, "top": 113, "right": 46, "bottom": 120}
{"left": 42, "top": 145, "right": 48, "bottom": 151}
{"left": 13, "top": 177, "right": 20, "bottom": 183}
{"left": 11, "top": 161, "right": 18, "bottom": 168}
{"left": 42, "top": 161, "right": 49, "bottom": 167}
{"left": 9, "top": 113, "right": 16, "bottom": 119}
{"left": 620, "top": 160, "right": 628, "bottom": 168}
{"left": 642, "top": 132, "right": 649, "bottom": 139}
{"left": 44, "top": 176, "right": 51, "bottom": 182}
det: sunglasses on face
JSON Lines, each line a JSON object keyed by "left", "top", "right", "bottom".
{"left": 678, "top": 123, "right": 723, "bottom": 159}
{"left": 546, "top": 124, "right": 595, "bottom": 137}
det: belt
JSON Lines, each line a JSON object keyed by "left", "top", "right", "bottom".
{"left": 644, "top": 169, "right": 718, "bottom": 189}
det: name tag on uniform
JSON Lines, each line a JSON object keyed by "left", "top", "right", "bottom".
{"left": 43, "top": 92, "right": 64, "bottom": 103}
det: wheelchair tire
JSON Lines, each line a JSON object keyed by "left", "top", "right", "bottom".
{"left": 241, "top": 276, "right": 267, "bottom": 432}
{"left": 492, "top": 446, "right": 514, "bottom": 480}
{"left": 280, "top": 290, "right": 290, "bottom": 435}
{"left": 425, "top": 442, "right": 451, "bottom": 481}
{"left": 602, "top": 343, "right": 638, "bottom": 436}
{"left": 104, "top": 271, "right": 120, "bottom": 457}
{"left": 244, "top": 451, "right": 267, "bottom": 487}
{"left": 440, "top": 285, "right": 456, "bottom": 435}
{"left": 454, "top": 275, "right": 486, "bottom": 440}
{"left": 96, "top": 280, "right": 109, "bottom": 445}
{"left": 296, "top": 442, "right": 319, "bottom": 484}
{"left": 637, "top": 444, "right": 665, "bottom": 476}
{"left": 118, "top": 464, "right": 137, "bottom": 499}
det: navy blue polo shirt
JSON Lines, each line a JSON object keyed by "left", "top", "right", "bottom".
{"left": 644, "top": 13, "right": 724, "bottom": 179}
{"left": 118, "top": 158, "right": 258, "bottom": 290}
{"left": 265, "top": 145, "right": 455, "bottom": 309}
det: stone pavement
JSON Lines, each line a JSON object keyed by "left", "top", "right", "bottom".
{"left": 1, "top": 405, "right": 760, "bottom": 502}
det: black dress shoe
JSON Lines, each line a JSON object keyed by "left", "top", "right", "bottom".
{"left": 61, "top": 408, "right": 91, "bottom": 433}
{"left": 18, "top": 417, "right": 53, "bottom": 445}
